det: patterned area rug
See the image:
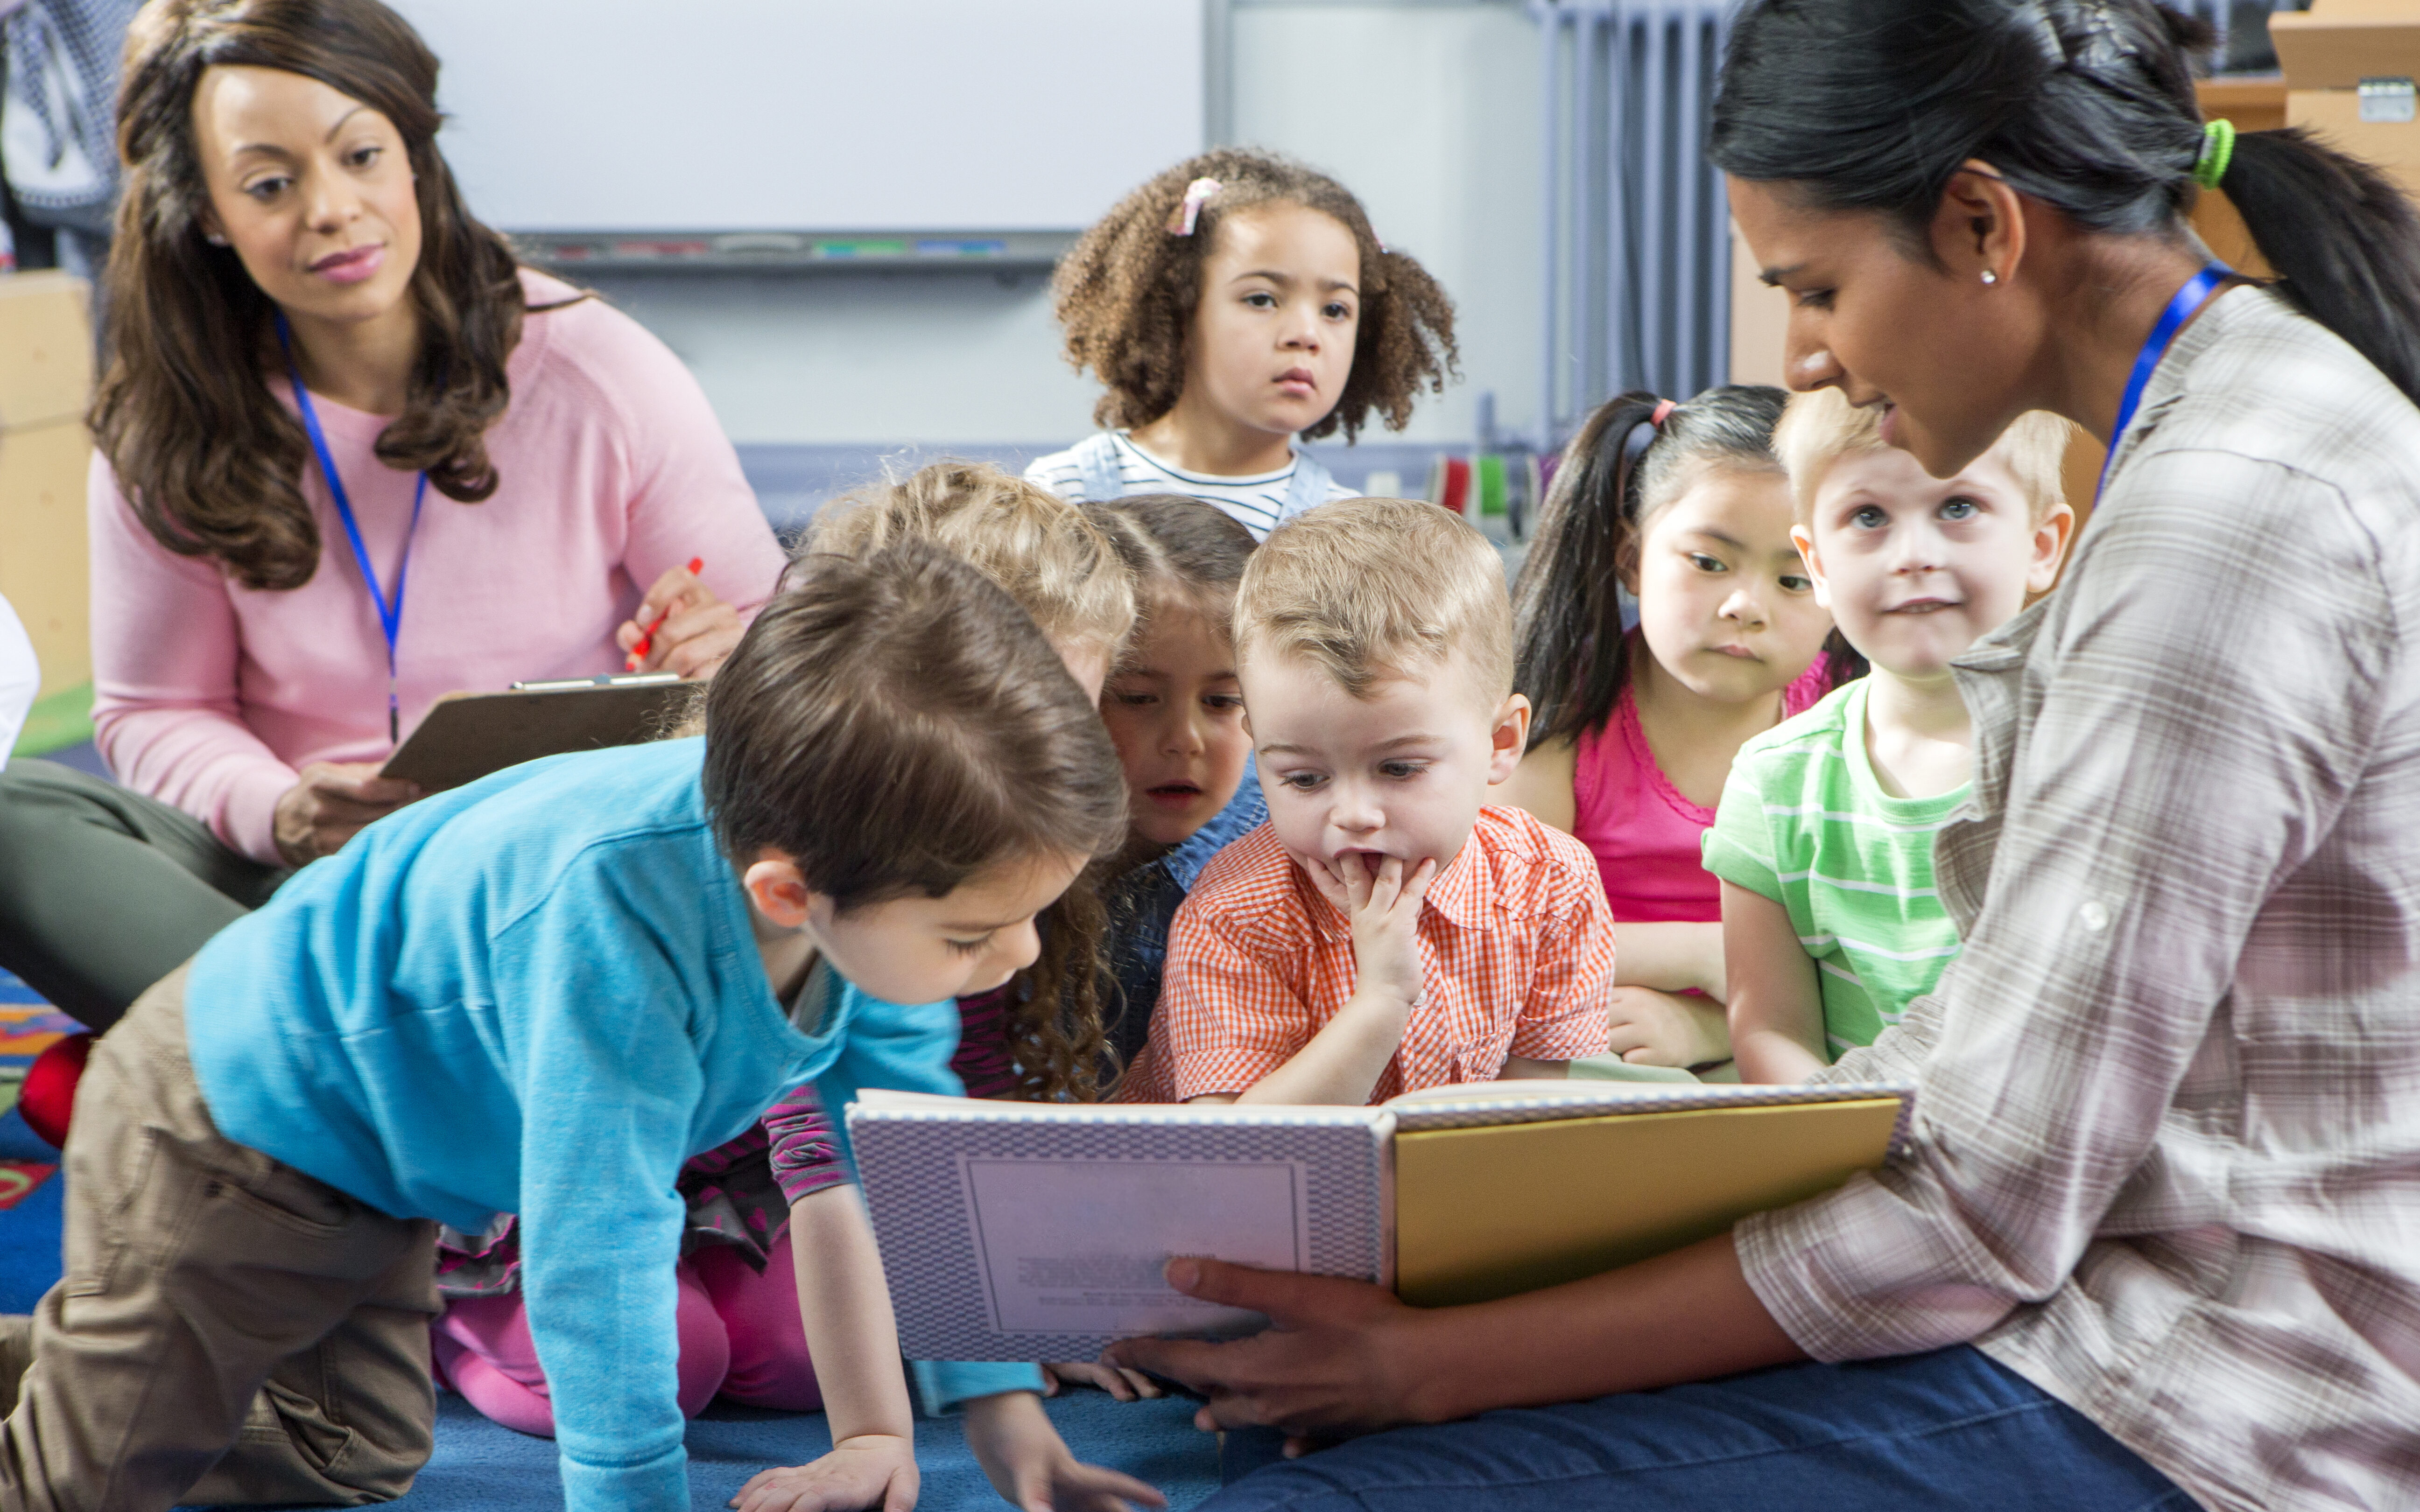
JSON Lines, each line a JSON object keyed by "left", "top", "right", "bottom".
{"left": 0, "top": 970, "right": 77, "bottom": 1127}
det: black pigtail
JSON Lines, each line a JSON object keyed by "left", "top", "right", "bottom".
{"left": 1511, "top": 392, "right": 1669, "bottom": 749}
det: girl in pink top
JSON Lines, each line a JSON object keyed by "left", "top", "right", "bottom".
{"left": 1499, "top": 386, "right": 1852, "bottom": 1070}
{"left": 0, "top": 2, "right": 784, "bottom": 1037}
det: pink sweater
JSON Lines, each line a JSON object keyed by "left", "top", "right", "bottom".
{"left": 91, "top": 271, "right": 788, "bottom": 863}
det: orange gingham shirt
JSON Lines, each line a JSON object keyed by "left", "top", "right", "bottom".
{"left": 1118, "top": 805, "right": 1616, "bottom": 1104}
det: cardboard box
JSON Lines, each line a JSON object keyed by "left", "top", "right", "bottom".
{"left": 0, "top": 272, "right": 95, "bottom": 699}
{"left": 0, "top": 421, "right": 92, "bottom": 697}
{"left": 2273, "top": 0, "right": 2420, "bottom": 202}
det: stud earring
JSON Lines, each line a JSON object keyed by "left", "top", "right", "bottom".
{"left": 1981, "top": 269, "right": 1999, "bottom": 285}
{"left": 205, "top": 232, "right": 229, "bottom": 246}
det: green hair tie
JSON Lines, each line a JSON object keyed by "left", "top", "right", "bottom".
{"left": 2193, "top": 118, "right": 2236, "bottom": 190}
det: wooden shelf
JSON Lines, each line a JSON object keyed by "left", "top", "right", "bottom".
{"left": 2198, "top": 76, "right": 2288, "bottom": 133}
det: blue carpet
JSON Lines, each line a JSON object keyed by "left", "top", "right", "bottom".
{"left": 336, "top": 1390, "right": 1220, "bottom": 1511}
{"left": 0, "top": 1106, "right": 61, "bottom": 1316}
{"left": 0, "top": 1079, "right": 1218, "bottom": 1509}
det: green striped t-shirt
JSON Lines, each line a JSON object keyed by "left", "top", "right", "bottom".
{"left": 1702, "top": 679, "right": 1966, "bottom": 1060}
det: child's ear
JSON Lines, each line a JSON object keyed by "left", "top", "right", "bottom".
{"left": 742, "top": 853, "right": 816, "bottom": 929}
{"left": 1790, "top": 524, "right": 1834, "bottom": 610}
{"left": 2026, "top": 502, "right": 2077, "bottom": 595}
{"left": 1486, "top": 693, "right": 1532, "bottom": 784}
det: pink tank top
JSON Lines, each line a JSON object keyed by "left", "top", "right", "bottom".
{"left": 1569, "top": 654, "right": 1835, "bottom": 923}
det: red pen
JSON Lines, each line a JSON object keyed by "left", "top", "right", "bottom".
{"left": 626, "top": 557, "right": 705, "bottom": 671}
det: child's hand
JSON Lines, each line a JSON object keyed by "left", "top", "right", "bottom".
{"left": 731, "top": 1433, "right": 919, "bottom": 1512}
{"left": 1042, "top": 1360, "right": 1166, "bottom": 1401}
{"left": 1303, "top": 852, "right": 1437, "bottom": 1012}
{"left": 1605, "top": 986, "right": 1731, "bottom": 1068}
{"left": 963, "top": 1391, "right": 1167, "bottom": 1512}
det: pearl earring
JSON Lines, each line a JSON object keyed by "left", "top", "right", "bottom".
{"left": 205, "top": 232, "right": 228, "bottom": 246}
{"left": 1981, "top": 269, "right": 1999, "bottom": 285}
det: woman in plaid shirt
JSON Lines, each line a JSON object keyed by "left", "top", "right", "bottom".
{"left": 1112, "top": 4, "right": 2420, "bottom": 1509}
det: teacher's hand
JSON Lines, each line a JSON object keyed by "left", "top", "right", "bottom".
{"left": 274, "top": 761, "right": 421, "bottom": 867}
{"left": 617, "top": 562, "right": 743, "bottom": 679}
{"left": 1104, "top": 1258, "right": 1435, "bottom": 1440}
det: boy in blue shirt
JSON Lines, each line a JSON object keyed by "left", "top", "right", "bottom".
{"left": 0, "top": 543, "right": 1157, "bottom": 1512}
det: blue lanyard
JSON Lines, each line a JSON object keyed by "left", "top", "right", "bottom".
{"left": 2099, "top": 264, "right": 2231, "bottom": 495}
{"left": 273, "top": 312, "right": 428, "bottom": 744}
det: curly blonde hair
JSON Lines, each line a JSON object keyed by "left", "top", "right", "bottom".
{"left": 1051, "top": 148, "right": 1459, "bottom": 442}
{"left": 798, "top": 460, "right": 1137, "bottom": 1102}
{"left": 807, "top": 461, "right": 1137, "bottom": 671}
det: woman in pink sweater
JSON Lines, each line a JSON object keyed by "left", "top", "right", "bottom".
{"left": 0, "top": 0, "right": 786, "bottom": 1035}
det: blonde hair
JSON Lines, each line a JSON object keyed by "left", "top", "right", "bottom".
{"left": 1773, "top": 388, "right": 2072, "bottom": 524}
{"left": 1237, "top": 496, "right": 1512, "bottom": 703}
{"left": 806, "top": 461, "right": 1137, "bottom": 667}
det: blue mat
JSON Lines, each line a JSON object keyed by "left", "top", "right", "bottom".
{"left": 0, "top": 1107, "right": 60, "bottom": 1317}
{"left": 351, "top": 1390, "right": 1219, "bottom": 1511}
{"left": 0, "top": 1076, "right": 1219, "bottom": 1510}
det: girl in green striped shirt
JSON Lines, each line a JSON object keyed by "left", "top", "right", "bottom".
{"left": 1709, "top": 391, "right": 2072, "bottom": 1082}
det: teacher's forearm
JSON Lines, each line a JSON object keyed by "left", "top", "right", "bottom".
{"left": 1402, "top": 1233, "right": 1806, "bottom": 1423}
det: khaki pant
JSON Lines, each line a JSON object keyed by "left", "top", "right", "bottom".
{"left": 0, "top": 966, "right": 439, "bottom": 1511}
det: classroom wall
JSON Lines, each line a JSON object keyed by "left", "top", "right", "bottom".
{"left": 572, "top": 0, "right": 1542, "bottom": 460}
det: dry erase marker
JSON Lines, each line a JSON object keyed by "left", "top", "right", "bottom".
{"left": 626, "top": 556, "right": 705, "bottom": 671}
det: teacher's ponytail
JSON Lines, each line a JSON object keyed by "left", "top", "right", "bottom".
{"left": 1713, "top": 0, "right": 2420, "bottom": 405}
{"left": 2216, "top": 128, "right": 2420, "bottom": 402}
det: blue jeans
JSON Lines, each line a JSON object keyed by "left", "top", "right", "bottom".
{"left": 1207, "top": 1345, "right": 2193, "bottom": 1511}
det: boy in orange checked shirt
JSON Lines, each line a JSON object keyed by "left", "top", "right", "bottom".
{"left": 1119, "top": 497, "right": 1615, "bottom": 1106}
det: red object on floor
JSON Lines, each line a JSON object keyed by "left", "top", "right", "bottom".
{"left": 19, "top": 1031, "right": 91, "bottom": 1150}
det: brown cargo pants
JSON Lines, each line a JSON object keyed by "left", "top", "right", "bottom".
{"left": 0, "top": 965, "right": 440, "bottom": 1511}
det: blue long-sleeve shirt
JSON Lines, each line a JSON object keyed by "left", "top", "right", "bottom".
{"left": 186, "top": 737, "right": 955, "bottom": 1512}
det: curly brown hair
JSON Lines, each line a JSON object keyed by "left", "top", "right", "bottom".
{"left": 94, "top": 0, "right": 553, "bottom": 592}
{"left": 1051, "top": 148, "right": 1459, "bottom": 443}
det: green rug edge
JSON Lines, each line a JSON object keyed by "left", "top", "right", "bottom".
{"left": 12, "top": 683, "right": 93, "bottom": 757}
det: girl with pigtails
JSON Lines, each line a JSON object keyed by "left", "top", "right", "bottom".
{"left": 1029, "top": 149, "right": 1458, "bottom": 538}
{"left": 1499, "top": 385, "right": 1852, "bottom": 1075}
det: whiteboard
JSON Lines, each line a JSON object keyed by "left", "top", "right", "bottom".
{"left": 388, "top": 0, "right": 1203, "bottom": 233}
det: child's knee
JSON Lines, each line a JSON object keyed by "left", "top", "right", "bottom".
{"left": 674, "top": 1260, "right": 732, "bottom": 1416}
{"left": 690, "top": 1239, "right": 820, "bottom": 1410}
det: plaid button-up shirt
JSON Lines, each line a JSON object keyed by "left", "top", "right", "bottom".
{"left": 1737, "top": 288, "right": 2420, "bottom": 1512}
{"left": 1119, "top": 806, "right": 1615, "bottom": 1104}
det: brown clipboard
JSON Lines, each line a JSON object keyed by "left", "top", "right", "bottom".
{"left": 380, "top": 673, "right": 696, "bottom": 793}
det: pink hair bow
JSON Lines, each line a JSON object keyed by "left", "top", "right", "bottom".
{"left": 1167, "top": 177, "right": 1221, "bottom": 236}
